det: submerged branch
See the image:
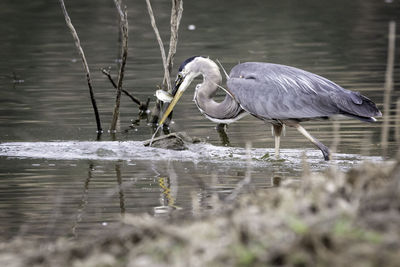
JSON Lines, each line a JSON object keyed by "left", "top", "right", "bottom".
{"left": 110, "top": 0, "right": 129, "bottom": 133}
{"left": 59, "top": 0, "right": 102, "bottom": 133}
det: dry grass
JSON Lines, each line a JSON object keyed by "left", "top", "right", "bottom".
{"left": 1, "top": 160, "right": 400, "bottom": 267}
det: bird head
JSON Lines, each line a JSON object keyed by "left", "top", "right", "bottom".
{"left": 158, "top": 56, "right": 206, "bottom": 126}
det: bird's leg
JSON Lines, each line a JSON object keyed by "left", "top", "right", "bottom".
{"left": 216, "top": 123, "right": 230, "bottom": 146}
{"left": 294, "top": 124, "right": 331, "bottom": 160}
{"left": 272, "top": 124, "right": 283, "bottom": 159}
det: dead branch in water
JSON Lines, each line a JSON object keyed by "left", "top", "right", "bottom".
{"left": 165, "top": 0, "right": 183, "bottom": 91}
{"left": 59, "top": 0, "right": 102, "bottom": 133}
{"left": 146, "top": 0, "right": 171, "bottom": 92}
{"left": 146, "top": 0, "right": 183, "bottom": 124}
{"left": 110, "top": 0, "right": 129, "bottom": 133}
{"left": 395, "top": 99, "right": 400, "bottom": 142}
{"left": 101, "top": 68, "right": 149, "bottom": 112}
{"left": 381, "top": 21, "right": 396, "bottom": 157}
{"left": 145, "top": 0, "right": 169, "bottom": 124}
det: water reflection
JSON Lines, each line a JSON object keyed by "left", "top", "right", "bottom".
{"left": 0, "top": 142, "right": 383, "bottom": 240}
{"left": 71, "top": 163, "right": 92, "bottom": 238}
{"left": 115, "top": 163, "right": 126, "bottom": 217}
{"left": 155, "top": 177, "right": 179, "bottom": 215}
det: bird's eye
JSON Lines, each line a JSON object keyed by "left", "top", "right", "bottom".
{"left": 175, "top": 73, "right": 183, "bottom": 84}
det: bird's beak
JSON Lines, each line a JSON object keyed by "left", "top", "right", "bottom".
{"left": 158, "top": 73, "right": 189, "bottom": 126}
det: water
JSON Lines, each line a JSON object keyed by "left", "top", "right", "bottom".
{"left": 0, "top": 0, "right": 399, "bottom": 240}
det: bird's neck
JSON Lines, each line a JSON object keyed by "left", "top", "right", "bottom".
{"left": 197, "top": 62, "right": 222, "bottom": 98}
{"left": 194, "top": 59, "right": 243, "bottom": 121}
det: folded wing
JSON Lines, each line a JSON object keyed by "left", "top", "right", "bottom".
{"left": 227, "top": 62, "right": 381, "bottom": 122}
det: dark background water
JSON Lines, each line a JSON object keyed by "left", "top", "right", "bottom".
{"left": 0, "top": 0, "right": 399, "bottom": 240}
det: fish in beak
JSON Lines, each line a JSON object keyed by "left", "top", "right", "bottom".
{"left": 157, "top": 72, "right": 195, "bottom": 126}
{"left": 149, "top": 71, "right": 197, "bottom": 146}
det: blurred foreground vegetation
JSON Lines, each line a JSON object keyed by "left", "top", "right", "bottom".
{"left": 1, "top": 158, "right": 400, "bottom": 267}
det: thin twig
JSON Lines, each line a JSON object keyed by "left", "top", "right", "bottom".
{"left": 101, "top": 68, "right": 118, "bottom": 88}
{"left": 381, "top": 21, "right": 396, "bottom": 157}
{"left": 101, "top": 68, "right": 143, "bottom": 107}
{"left": 395, "top": 98, "right": 400, "bottom": 142}
{"left": 110, "top": 0, "right": 129, "bottom": 133}
{"left": 59, "top": 0, "right": 102, "bottom": 133}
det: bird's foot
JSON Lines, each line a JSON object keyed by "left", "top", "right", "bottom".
{"left": 320, "top": 146, "right": 331, "bottom": 161}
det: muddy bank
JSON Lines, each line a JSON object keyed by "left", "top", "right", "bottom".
{"left": 1, "top": 159, "right": 400, "bottom": 267}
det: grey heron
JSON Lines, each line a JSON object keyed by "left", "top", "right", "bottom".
{"left": 157, "top": 56, "right": 381, "bottom": 160}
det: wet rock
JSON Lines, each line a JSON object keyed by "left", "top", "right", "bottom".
{"left": 143, "top": 132, "right": 203, "bottom": 150}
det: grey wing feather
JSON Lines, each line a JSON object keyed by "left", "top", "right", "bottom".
{"left": 227, "top": 63, "right": 381, "bottom": 121}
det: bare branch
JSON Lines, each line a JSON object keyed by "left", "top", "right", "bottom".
{"left": 59, "top": 0, "right": 102, "bottom": 133}
{"left": 110, "top": 0, "right": 129, "bottom": 133}
{"left": 395, "top": 99, "right": 400, "bottom": 142}
{"left": 101, "top": 68, "right": 118, "bottom": 88}
{"left": 101, "top": 68, "right": 143, "bottom": 107}
{"left": 381, "top": 21, "right": 396, "bottom": 157}
{"left": 165, "top": 0, "right": 183, "bottom": 92}
{"left": 148, "top": 0, "right": 183, "bottom": 125}
{"left": 145, "top": 0, "right": 171, "bottom": 92}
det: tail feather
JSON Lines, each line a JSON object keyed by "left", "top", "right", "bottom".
{"left": 334, "top": 91, "right": 381, "bottom": 122}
